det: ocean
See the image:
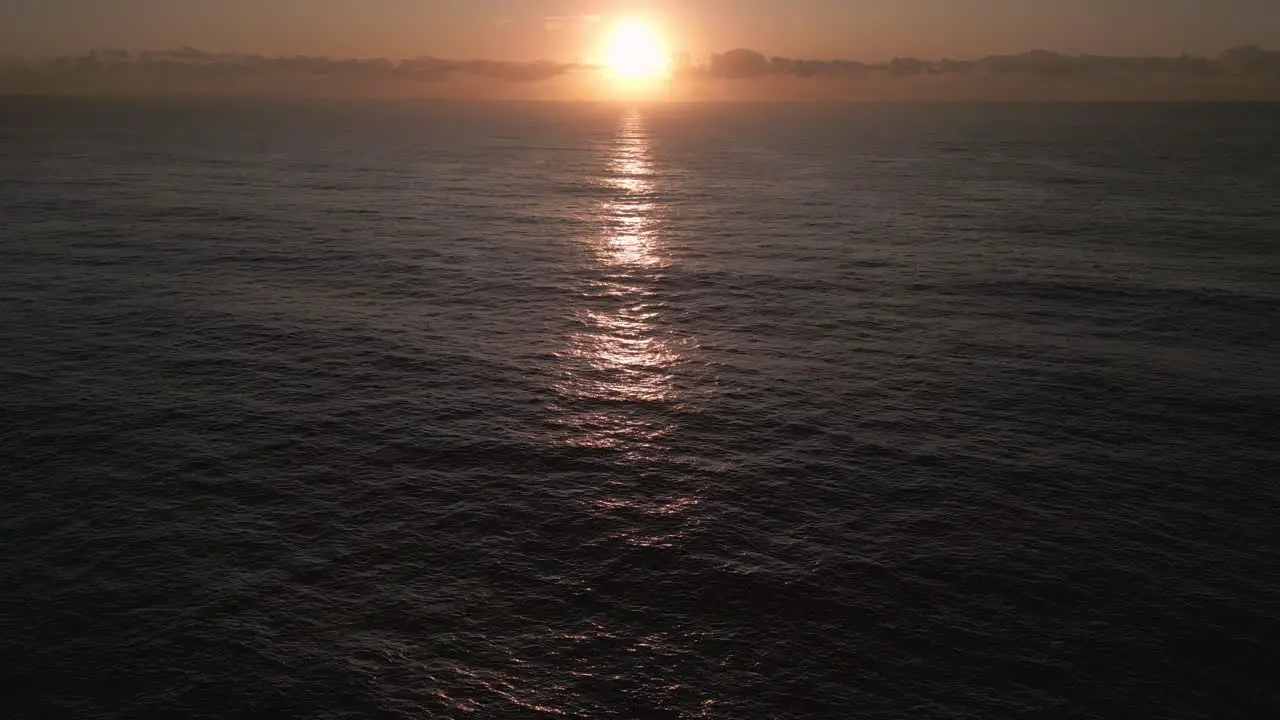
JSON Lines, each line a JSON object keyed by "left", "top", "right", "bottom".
{"left": 2, "top": 98, "right": 1278, "bottom": 718}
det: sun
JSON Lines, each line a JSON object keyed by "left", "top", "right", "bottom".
{"left": 602, "top": 19, "right": 671, "bottom": 80}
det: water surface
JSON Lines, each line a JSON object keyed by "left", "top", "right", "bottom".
{"left": 2, "top": 99, "right": 1279, "bottom": 718}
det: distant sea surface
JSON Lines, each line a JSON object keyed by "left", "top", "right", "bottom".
{"left": 2, "top": 98, "right": 1278, "bottom": 719}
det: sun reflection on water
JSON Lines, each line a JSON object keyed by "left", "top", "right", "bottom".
{"left": 498, "top": 109, "right": 721, "bottom": 719}
{"left": 547, "top": 109, "right": 707, "bottom": 547}
{"left": 553, "top": 110, "right": 678, "bottom": 423}
{"left": 597, "top": 113, "right": 665, "bottom": 270}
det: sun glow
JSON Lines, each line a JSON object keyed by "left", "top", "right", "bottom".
{"left": 602, "top": 19, "right": 671, "bottom": 80}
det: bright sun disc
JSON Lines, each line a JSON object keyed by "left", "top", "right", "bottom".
{"left": 603, "top": 19, "right": 671, "bottom": 79}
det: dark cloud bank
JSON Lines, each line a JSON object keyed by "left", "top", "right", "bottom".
{"left": 2, "top": 46, "right": 1279, "bottom": 100}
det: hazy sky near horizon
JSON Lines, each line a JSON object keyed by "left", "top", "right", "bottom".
{"left": 3, "top": 0, "right": 1279, "bottom": 61}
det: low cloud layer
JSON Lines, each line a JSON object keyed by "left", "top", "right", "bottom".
{"left": 543, "top": 15, "right": 601, "bottom": 32}
{"left": 701, "top": 46, "right": 1280, "bottom": 80}
{"left": 1, "top": 46, "right": 1278, "bottom": 100}
{"left": 0, "top": 48, "right": 583, "bottom": 96}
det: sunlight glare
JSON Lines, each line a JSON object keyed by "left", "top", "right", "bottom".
{"left": 603, "top": 19, "right": 671, "bottom": 80}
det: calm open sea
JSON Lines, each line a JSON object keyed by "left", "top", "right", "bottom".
{"left": 2, "top": 99, "right": 1279, "bottom": 718}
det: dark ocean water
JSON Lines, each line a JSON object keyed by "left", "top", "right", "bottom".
{"left": 2, "top": 98, "right": 1279, "bottom": 719}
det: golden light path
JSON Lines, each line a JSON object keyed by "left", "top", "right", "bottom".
{"left": 550, "top": 110, "right": 707, "bottom": 550}
{"left": 495, "top": 110, "right": 719, "bottom": 718}
{"left": 553, "top": 111, "right": 674, "bottom": 442}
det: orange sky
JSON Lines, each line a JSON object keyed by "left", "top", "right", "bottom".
{"left": 3, "top": 0, "right": 1279, "bottom": 61}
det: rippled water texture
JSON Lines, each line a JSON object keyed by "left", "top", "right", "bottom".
{"left": 2, "top": 99, "right": 1279, "bottom": 718}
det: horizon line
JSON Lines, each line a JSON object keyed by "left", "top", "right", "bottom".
{"left": 3, "top": 43, "right": 1278, "bottom": 65}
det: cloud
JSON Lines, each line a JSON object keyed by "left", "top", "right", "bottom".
{"left": 694, "top": 46, "right": 1280, "bottom": 82}
{"left": 2, "top": 46, "right": 1277, "bottom": 100}
{"left": 0, "top": 48, "right": 584, "bottom": 96}
{"left": 665, "top": 46, "right": 1280, "bottom": 100}
{"left": 543, "top": 14, "right": 601, "bottom": 32}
